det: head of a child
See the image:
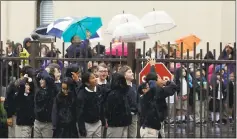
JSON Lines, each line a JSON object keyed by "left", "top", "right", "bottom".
{"left": 182, "top": 68, "right": 187, "bottom": 77}
{"left": 97, "top": 63, "right": 108, "bottom": 81}
{"left": 195, "top": 69, "right": 202, "bottom": 80}
{"left": 229, "top": 72, "right": 235, "bottom": 82}
{"left": 110, "top": 73, "right": 128, "bottom": 90}
{"left": 89, "top": 66, "right": 99, "bottom": 78}
{"left": 46, "top": 64, "right": 61, "bottom": 81}
{"left": 81, "top": 72, "right": 98, "bottom": 89}
{"left": 216, "top": 72, "right": 221, "bottom": 81}
{"left": 61, "top": 77, "right": 73, "bottom": 95}
{"left": 118, "top": 65, "right": 134, "bottom": 82}
{"left": 66, "top": 64, "right": 82, "bottom": 81}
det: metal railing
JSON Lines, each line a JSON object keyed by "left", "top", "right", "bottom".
{"left": 0, "top": 40, "right": 236, "bottom": 138}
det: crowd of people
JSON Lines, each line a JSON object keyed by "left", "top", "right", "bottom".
{"left": 0, "top": 35, "right": 236, "bottom": 138}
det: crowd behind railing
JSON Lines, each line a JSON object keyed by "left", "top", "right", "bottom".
{"left": 0, "top": 39, "right": 236, "bottom": 138}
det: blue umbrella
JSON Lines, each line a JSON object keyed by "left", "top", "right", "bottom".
{"left": 33, "top": 24, "right": 50, "bottom": 35}
{"left": 47, "top": 17, "right": 76, "bottom": 38}
{"left": 62, "top": 16, "right": 102, "bottom": 42}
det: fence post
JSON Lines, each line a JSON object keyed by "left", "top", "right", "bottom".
{"left": 29, "top": 41, "right": 40, "bottom": 69}
{"left": 127, "top": 42, "right": 136, "bottom": 72}
{"left": 136, "top": 48, "right": 142, "bottom": 85}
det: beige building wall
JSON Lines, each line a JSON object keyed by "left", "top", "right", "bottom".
{"left": 1, "top": 1, "right": 235, "bottom": 56}
{"left": 1, "top": 1, "right": 36, "bottom": 46}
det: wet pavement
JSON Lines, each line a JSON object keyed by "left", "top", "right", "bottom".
{"left": 164, "top": 122, "right": 236, "bottom": 138}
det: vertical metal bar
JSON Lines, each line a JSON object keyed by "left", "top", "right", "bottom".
{"left": 180, "top": 42, "right": 183, "bottom": 138}
{"left": 219, "top": 42, "right": 223, "bottom": 138}
{"left": 213, "top": 49, "right": 216, "bottom": 137}
{"left": 200, "top": 49, "right": 203, "bottom": 137}
{"left": 5, "top": 47, "right": 9, "bottom": 98}
{"left": 186, "top": 49, "right": 190, "bottom": 138}
{"left": 193, "top": 42, "right": 197, "bottom": 138}
{"left": 122, "top": 42, "right": 124, "bottom": 57}
{"left": 167, "top": 41, "right": 171, "bottom": 138}
{"left": 174, "top": 48, "right": 177, "bottom": 138}
{"left": 62, "top": 42, "right": 65, "bottom": 78}
{"left": 155, "top": 41, "right": 158, "bottom": 59}
{"left": 142, "top": 41, "right": 146, "bottom": 67}
{"left": 206, "top": 42, "right": 210, "bottom": 138}
{"left": 109, "top": 42, "right": 112, "bottom": 58}
{"left": 226, "top": 61, "right": 230, "bottom": 138}
{"left": 233, "top": 42, "right": 236, "bottom": 137}
{"left": 149, "top": 48, "right": 152, "bottom": 58}
{"left": 0, "top": 41, "right": 3, "bottom": 97}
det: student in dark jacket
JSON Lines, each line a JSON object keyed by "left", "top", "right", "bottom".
{"left": 4, "top": 65, "right": 35, "bottom": 138}
{"left": 96, "top": 63, "right": 110, "bottom": 137}
{"left": 76, "top": 72, "right": 105, "bottom": 138}
{"left": 105, "top": 73, "right": 132, "bottom": 138}
{"left": 66, "top": 34, "right": 92, "bottom": 71}
{"left": 225, "top": 72, "right": 235, "bottom": 122}
{"left": 118, "top": 65, "right": 139, "bottom": 138}
{"left": 15, "top": 76, "right": 35, "bottom": 137}
{"left": 52, "top": 77, "right": 78, "bottom": 138}
{"left": 33, "top": 70, "right": 58, "bottom": 138}
{"left": 140, "top": 58, "right": 176, "bottom": 138}
{"left": 3, "top": 80, "right": 18, "bottom": 137}
{"left": 209, "top": 71, "right": 226, "bottom": 124}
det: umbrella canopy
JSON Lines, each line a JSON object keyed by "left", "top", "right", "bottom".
{"left": 62, "top": 16, "right": 102, "bottom": 42}
{"left": 175, "top": 34, "right": 201, "bottom": 53}
{"left": 112, "top": 22, "right": 149, "bottom": 42}
{"left": 105, "top": 42, "right": 128, "bottom": 56}
{"left": 105, "top": 12, "right": 140, "bottom": 34}
{"left": 47, "top": 17, "right": 76, "bottom": 38}
{"left": 141, "top": 10, "right": 176, "bottom": 34}
{"left": 34, "top": 24, "right": 49, "bottom": 35}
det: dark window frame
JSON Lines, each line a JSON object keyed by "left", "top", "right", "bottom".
{"left": 36, "top": 0, "right": 42, "bottom": 27}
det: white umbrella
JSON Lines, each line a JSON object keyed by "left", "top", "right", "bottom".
{"left": 141, "top": 10, "right": 176, "bottom": 34}
{"left": 105, "top": 11, "right": 141, "bottom": 35}
{"left": 112, "top": 22, "right": 149, "bottom": 42}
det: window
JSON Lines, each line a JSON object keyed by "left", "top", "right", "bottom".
{"left": 36, "top": 0, "right": 54, "bottom": 26}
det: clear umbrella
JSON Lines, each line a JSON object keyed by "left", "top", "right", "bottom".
{"left": 141, "top": 9, "right": 176, "bottom": 34}
{"left": 112, "top": 22, "right": 149, "bottom": 42}
{"left": 105, "top": 11, "right": 140, "bottom": 35}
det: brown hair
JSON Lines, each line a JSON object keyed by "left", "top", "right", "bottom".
{"left": 97, "top": 63, "right": 108, "bottom": 70}
{"left": 118, "top": 65, "right": 131, "bottom": 76}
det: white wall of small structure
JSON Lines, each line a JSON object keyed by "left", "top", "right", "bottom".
{"left": 1, "top": 1, "right": 235, "bottom": 56}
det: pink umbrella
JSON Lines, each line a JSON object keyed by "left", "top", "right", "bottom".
{"left": 105, "top": 43, "right": 128, "bottom": 56}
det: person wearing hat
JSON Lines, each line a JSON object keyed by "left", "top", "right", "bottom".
{"left": 23, "top": 38, "right": 32, "bottom": 54}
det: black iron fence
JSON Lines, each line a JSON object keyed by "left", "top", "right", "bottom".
{"left": 0, "top": 40, "right": 236, "bottom": 138}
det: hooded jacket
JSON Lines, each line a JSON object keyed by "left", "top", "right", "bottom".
{"left": 140, "top": 80, "right": 176, "bottom": 130}
{"left": 34, "top": 70, "right": 58, "bottom": 122}
{"left": 15, "top": 78, "right": 35, "bottom": 126}
{"left": 23, "top": 38, "right": 31, "bottom": 53}
{"left": 105, "top": 73, "right": 132, "bottom": 127}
